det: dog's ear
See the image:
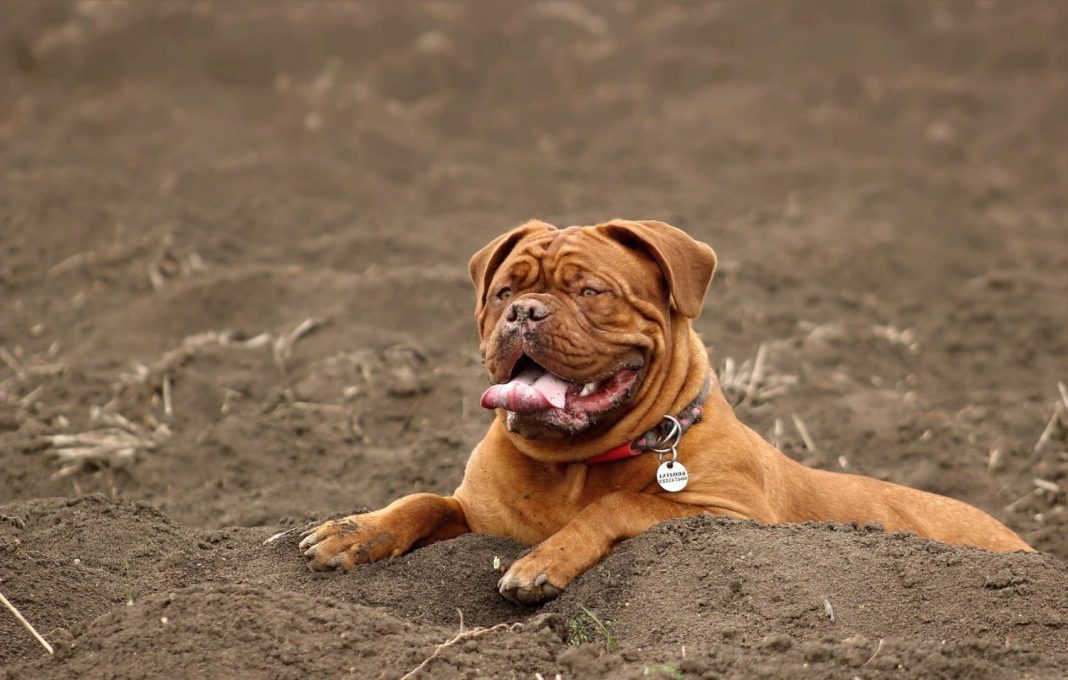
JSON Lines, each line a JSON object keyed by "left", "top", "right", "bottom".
{"left": 600, "top": 219, "right": 717, "bottom": 318}
{"left": 469, "top": 220, "right": 556, "bottom": 312}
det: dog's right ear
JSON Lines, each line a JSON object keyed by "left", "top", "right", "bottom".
{"left": 468, "top": 220, "right": 556, "bottom": 313}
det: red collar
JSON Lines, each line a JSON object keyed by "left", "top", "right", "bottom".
{"left": 585, "top": 374, "right": 711, "bottom": 465}
{"left": 586, "top": 440, "right": 643, "bottom": 464}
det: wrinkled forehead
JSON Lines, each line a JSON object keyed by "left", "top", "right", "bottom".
{"left": 503, "top": 226, "right": 662, "bottom": 287}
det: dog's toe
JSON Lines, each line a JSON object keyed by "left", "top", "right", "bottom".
{"left": 307, "top": 558, "right": 335, "bottom": 573}
{"left": 298, "top": 515, "right": 402, "bottom": 572}
{"left": 298, "top": 534, "right": 316, "bottom": 550}
{"left": 299, "top": 540, "right": 329, "bottom": 570}
{"left": 498, "top": 571, "right": 562, "bottom": 604}
{"left": 327, "top": 551, "right": 355, "bottom": 571}
{"left": 298, "top": 520, "right": 347, "bottom": 570}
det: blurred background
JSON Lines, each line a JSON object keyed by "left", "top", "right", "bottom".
{"left": 1, "top": 1, "right": 1066, "bottom": 556}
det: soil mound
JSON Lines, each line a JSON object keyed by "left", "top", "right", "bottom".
{"left": 14, "top": 583, "right": 560, "bottom": 680}
{"left": 4, "top": 500, "right": 1068, "bottom": 678}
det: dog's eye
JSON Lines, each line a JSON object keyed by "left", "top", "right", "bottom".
{"left": 497, "top": 287, "right": 512, "bottom": 300}
{"left": 581, "top": 287, "right": 599, "bottom": 297}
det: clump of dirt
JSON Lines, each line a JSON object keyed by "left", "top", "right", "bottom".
{"left": 2, "top": 1, "right": 1067, "bottom": 678}
{"left": 0, "top": 496, "right": 205, "bottom": 664}
{"left": 17, "top": 583, "right": 562, "bottom": 680}
{"left": 548, "top": 517, "right": 1068, "bottom": 677}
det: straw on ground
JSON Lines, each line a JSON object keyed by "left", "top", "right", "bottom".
{"left": 0, "top": 589, "right": 54, "bottom": 655}
{"left": 1029, "top": 383, "right": 1067, "bottom": 460}
{"left": 272, "top": 318, "right": 322, "bottom": 374}
{"left": 399, "top": 621, "right": 523, "bottom": 679}
{"left": 792, "top": 413, "right": 818, "bottom": 453}
{"left": 43, "top": 410, "right": 169, "bottom": 478}
{"left": 717, "top": 343, "right": 796, "bottom": 407}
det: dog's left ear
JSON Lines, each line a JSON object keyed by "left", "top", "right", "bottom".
{"left": 600, "top": 219, "right": 717, "bottom": 319}
{"left": 469, "top": 220, "right": 556, "bottom": 313}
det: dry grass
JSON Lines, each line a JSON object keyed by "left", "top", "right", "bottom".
{"left": 0, "top": 589, "right": 53, "bottom": 656}
{"left": 114, "top": 318, "right": 324, "bottom": 413}
{"left": 1029, "top": 382, "right": 1067, "bottom": 461}
{"left": 791, "top": 413, "right": 818, "bottom": 453}
{"left": 717, "top": 343, "right": 797, "bottom": 407}
{"left": 42, "top": 410, "right": 170, "bottom": 478}
{"left": 272, "top": 318, "right": 323, "bottom": 374}
{"left": 47, "top": 233, "right": 205, "bottom": 292}
{"left": 872, "top": 325, "right": 919, "bottom": 354}
{"left": 29, "top": 318, "right": 324, "bottom": 477}
{"left": 399, "top": 619, "right": 524, "bottom": 679}
{"left": 717, "top": 343, "right": 824, "bottom": 459}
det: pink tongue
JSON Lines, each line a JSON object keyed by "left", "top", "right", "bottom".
{"left": 480, "top": 368, "right": 570, "bottom": 413}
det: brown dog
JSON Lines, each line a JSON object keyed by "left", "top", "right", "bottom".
{"left": 301, "top": 219, "right": 1032, "bottom": 603}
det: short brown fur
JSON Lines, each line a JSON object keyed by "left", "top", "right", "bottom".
{"left": 302, "top": 219, "right": 1032, "bottom": 604}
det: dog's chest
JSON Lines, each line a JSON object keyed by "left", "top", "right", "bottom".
{"left": 456, "top": 454, "right": 614, "bottom": 544}
{"left": 454, "top": 441, "right": 653, "bottom": 544}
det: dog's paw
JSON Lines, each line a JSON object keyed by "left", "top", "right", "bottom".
{"left": 298, "top": 515, "right": 400, "bottom": 572}
{"left": 497, "top": 553, "right": 565, "bottom": 604}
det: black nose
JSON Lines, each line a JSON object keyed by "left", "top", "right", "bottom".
{"left": 506, "top": 298, "right": 552, "bottom": 326}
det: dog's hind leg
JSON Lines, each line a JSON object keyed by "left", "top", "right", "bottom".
{"left": 299, "top": 493, "right": 469, "bottom": 572}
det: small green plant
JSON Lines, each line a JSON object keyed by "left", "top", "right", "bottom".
{"left": 568, "top": 604, "right": 618, "bottom": 652}
{"left": 643, "top": 663, "right": 683, "bottom": 679}
{"left": 566, "top": 616, "right": 594, "bottom": 646}
{"left": 122, "top": 559, "right": 135, "bottom": 605}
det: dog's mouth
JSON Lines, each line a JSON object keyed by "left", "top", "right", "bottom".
{"left": 480, "top": 353, "right": 642, "bottom": 422}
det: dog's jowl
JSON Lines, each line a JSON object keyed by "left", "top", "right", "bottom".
{"left": 301, "top": 219, "right": 1032, "bottom": 604}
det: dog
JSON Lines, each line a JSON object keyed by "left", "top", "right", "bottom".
{"left": 301, "top": 219, "right": 1033, "bottom": 603}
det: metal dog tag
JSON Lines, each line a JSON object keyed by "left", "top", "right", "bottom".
{"left": 651, "top": 415, "right": 688, "bottom": 492}
{"left": 656, "top": 460, "right": 688, "bottom": 492}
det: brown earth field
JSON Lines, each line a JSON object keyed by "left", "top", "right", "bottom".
{"left": 2, "top": 1, "right": 1067, "bottom": 678}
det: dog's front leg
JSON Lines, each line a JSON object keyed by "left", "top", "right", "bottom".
{"left": 497, "top": 491, "right": 704, "bottom": 604}
{"left": 300, "top": 493, "right": 469, "bottom": 572}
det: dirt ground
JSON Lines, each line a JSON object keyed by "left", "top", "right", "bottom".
{"left": 1, "top": 1, "right": 1067, "bottom": 678}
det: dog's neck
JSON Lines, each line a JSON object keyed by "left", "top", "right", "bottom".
{"left": 499, "top": 323, "right": 714, "bottom": 464}
{"left": 585, "top": 374, "right": 711, "bottom": 464}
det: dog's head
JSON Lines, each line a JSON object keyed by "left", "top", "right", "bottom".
{"left": 470, "top": 219, "right": 717, "bottom": 440}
